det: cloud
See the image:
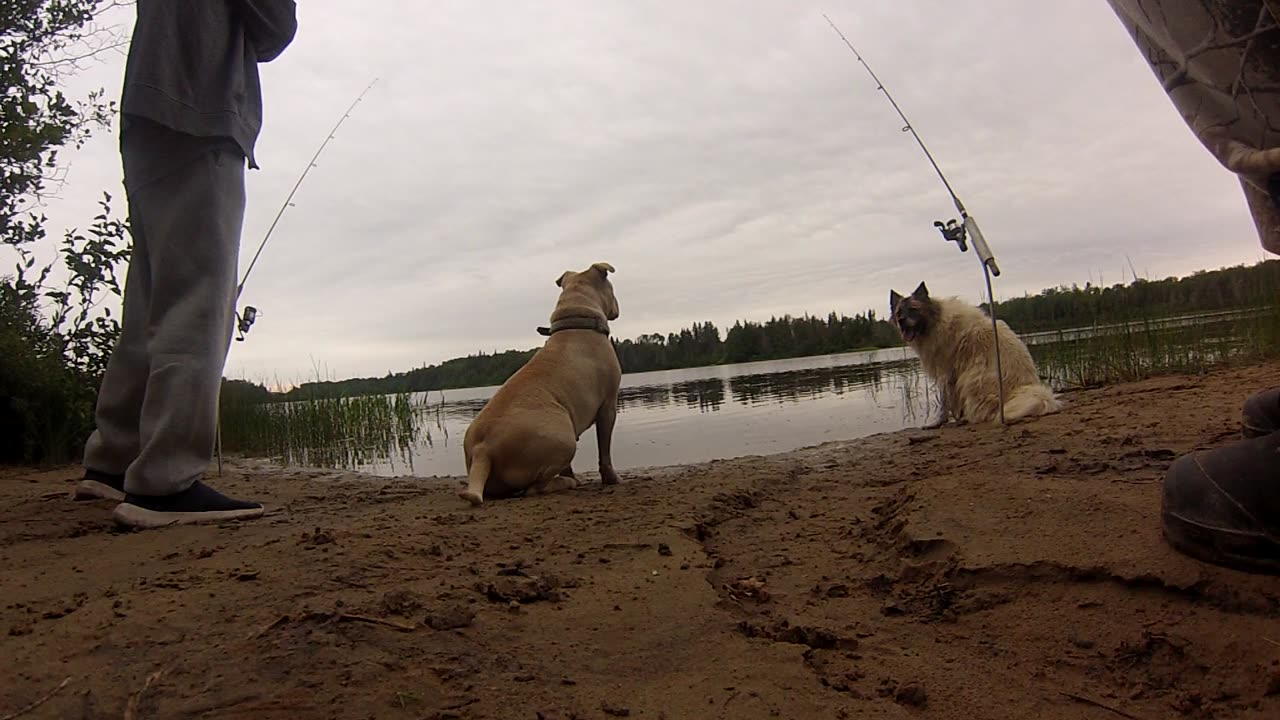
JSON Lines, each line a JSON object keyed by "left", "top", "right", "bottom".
{"left": 31, "top": 0, "right": 1270, "bottom": 382}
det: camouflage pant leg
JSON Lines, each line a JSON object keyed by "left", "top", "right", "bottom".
{"left": 1107, "top": 0, "right": 1280, "bottom": 254}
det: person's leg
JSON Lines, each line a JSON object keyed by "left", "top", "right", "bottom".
{"left": 1106, "top": 1, "right": 1280, "bottom": 217}
{"left": 77, "top": 211, "right": 151, "bottom": 502}
{"left": 1107, "top": 0, "right": 1280, "bottom": 573}
{"left": 109, "top": 126, "right": 262, "bottom": 528}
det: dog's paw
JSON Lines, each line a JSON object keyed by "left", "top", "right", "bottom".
{"left": 600, "top": 468, "right": 620, "bottom": 486}
{"left": 458, "top": 490, "right": 484, "bottom": 507}
{"left": 921, "top": 418, "right": 947, "bottom": 430}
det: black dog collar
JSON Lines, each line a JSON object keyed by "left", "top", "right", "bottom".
{"left": 536, "top": 317, "right": 611, "bottom": 337}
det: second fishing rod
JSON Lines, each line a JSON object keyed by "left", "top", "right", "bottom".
{"left": 823, "top": 13, "right": 1008, "bottom": 423}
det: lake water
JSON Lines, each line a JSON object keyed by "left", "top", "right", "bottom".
{"left": 357, "top": 348, "right": 935, "bottom": 478}
{"left": 247, "top": 309, "right": 1272, "bottom": 477}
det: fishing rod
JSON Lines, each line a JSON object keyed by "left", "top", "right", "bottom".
{"left": 232, "top": 76, "right": 379, "bottom": 342}
{"left": 217, "top": 77, "right": 378, "bottom": 475}
{"left": 822, "top": 13, "right": 1008, "bottom": 424}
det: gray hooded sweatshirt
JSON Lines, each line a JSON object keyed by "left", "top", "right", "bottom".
{"left": 121, "top": 0, "right": 298, "bottom": 169}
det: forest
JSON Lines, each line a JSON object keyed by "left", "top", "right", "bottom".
{"left": 991, "top": 259, "right": 1279, "bottom": 332}
{"left": 263, "top": 310, "right": 901, "bottom": 401}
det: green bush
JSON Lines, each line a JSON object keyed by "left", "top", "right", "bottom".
{"left": 0, "top": 281, "right": 97, "bottom": 463}
{"left": 0, "top": 193, "right": 128, "bottom": 461}
{"left": 1, "top": 2, "right": 129, "bottom": 464}
{"left": 1, "top": 195, "right": 129, "bottom": 464}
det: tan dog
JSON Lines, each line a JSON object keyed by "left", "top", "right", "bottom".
{"left": 890, "top": 281, "right": 1061, "bottom": 428}
{"left": 460, "top": 262, "right": 622, "bottom": 506}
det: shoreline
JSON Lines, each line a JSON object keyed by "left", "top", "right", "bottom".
{"left": 3, "top": 362, "right": 1280, "bottom": 719}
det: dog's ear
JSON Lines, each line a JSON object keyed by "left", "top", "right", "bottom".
{"left": 555, "top": 271, "right": 572, "bottom": 287}
{"left": 911, "top": 281, "right": 929, "bottom": 299}
{"left": 889, "top": 289, "right": 903, "bottom": 310}
{"left": 591, "top": 262, "right": 615, "bottom": 279}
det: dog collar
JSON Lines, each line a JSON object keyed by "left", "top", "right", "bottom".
{"left": 536, "top": 317, "right": 611, "bottom": 337}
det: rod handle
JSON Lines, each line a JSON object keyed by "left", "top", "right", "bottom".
{"left": 964, "top": 215, "right": 1000, "bottom": 277}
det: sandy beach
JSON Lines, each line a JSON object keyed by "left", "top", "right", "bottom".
{"left": 3, "top": 363, "right": 1280, "bottom": 719}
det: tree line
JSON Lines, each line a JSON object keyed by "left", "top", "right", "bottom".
{"left": 990, "top": 259, "right": 1280, "bottom": 333}
{"left": 264, "top": 310, "right": 902, "bottom": 401}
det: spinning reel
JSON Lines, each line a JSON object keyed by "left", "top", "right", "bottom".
{"left": 235, "top": 305, "right": 259, "bottom": 342}
{"left": 933, "top": 218, "right": 968, "bottom": 252}
{"left": 933, "top": 216, "right": 1000, "bottom": 277}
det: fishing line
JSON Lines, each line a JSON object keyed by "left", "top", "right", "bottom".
{"left": 218, "top": 77, "right": 378, "bottom": 475}
{"left": 233, "top": 76, "right": 379, "bottom": 341}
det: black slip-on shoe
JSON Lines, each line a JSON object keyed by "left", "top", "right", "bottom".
{"left": 112, "top": 481, "right": 264, "bottom": 529}
{"left": 74, "top": 469, "right": 126, "bottom": 502}
{"left": 1242, "top": 387, "right": 1280, "bottom": 439}
{"left": 1161, "top": 430, "right": 1280, "bottom": 575}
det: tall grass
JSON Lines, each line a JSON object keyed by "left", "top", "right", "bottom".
{"left": 874, "top": 358, "right": 937, "bottom": 425}
{"left": 218, "top": 390, "right": 446, "bottom": 471}
{"left": 1030, "top": 304, "right": 1280, "bottom": 389}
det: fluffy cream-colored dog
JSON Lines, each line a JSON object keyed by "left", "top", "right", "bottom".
{"left": 890, "top": 282, "right": 1060, "bottom": 428}
{"left": 460, "top": 262, "right": 622, "bottom": 506}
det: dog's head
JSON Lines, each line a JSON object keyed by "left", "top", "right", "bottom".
{"left": 555, "top": 262, "right": 619, "bottom": 320}
{"left": 889, "top": 282, "right": 937, "bottom": 344}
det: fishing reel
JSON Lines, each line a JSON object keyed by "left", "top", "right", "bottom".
{"left": 933, "top": 218, "right": 968, "bottom": 252}
{"left": 235, "top": 305, "right": 259, "bottom": 342}
{"left": 934, "top": 216, "right": 1000, "bottom": 277}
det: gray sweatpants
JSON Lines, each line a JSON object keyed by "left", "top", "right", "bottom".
{"left": 83, "top": 119, "right": 246, "bottom": 496}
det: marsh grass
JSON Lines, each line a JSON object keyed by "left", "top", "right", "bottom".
{"left": 218, "top": 389, "right": 447, "bottom": 471}
{"left": 874, "top": 357, "right": 936, "bottom": 425}
{"left": 1029, "top": 304, "right": 1280, "bottom": 389}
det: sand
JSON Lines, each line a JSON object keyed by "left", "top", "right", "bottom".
{"left": 2, "top": 363, "right": 1279, "bottom": 719}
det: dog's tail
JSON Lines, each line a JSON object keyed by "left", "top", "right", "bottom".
{"left": 459, "top": 448, "right": 491, "bottom": 507}
{"left": 1002, "top": 383, "right": 1062, "bottom": 421}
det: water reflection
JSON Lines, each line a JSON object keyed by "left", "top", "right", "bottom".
{"left": 613, "top": 357, "right": 913, "bottom": 414}
{"left": 617, "top": 383, "right": 672, "bottom": 410}
{"left": 262, "top": 348, "right": 933, "bottom": 478}
{"left": 671, "top": 377, "right": 726, "bottom": 412}
{"left": 321, "top": 348, "right": 929, "bottom": 477}
{"left": 727, "top": 362, "right": 895, "bottom": 406}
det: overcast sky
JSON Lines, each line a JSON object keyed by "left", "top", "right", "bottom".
{"left": 34, "top": 1, "right": 1274, "bottom": 385}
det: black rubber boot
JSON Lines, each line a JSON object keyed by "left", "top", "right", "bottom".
{"left": 112, "top": 481, "right": 264, "bottom": 529}
{"left": 1241, "top": 387, "right": 1280, "bottom": 438}
{"left": 1161, "top": 429, "right": 1280, "bottom": 575}
{"left": 73, "top": 469, "right": 126, "bottom": 502}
